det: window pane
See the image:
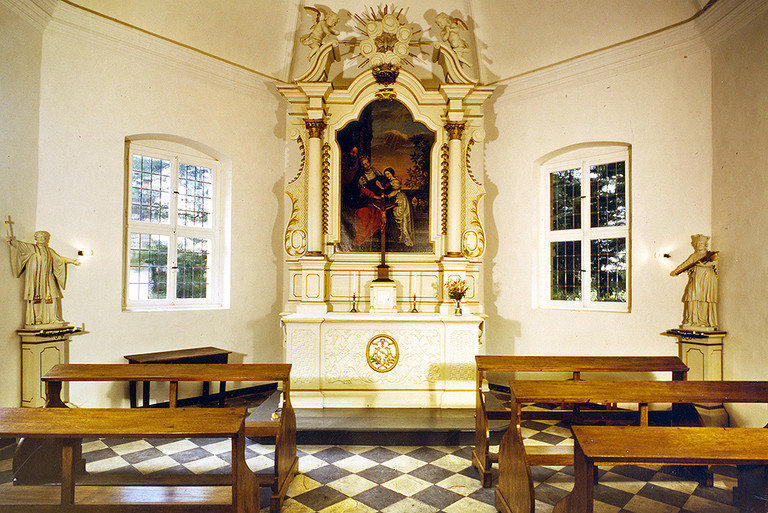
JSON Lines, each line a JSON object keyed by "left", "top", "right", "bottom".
{"left": 550, "top": 168, "right": 581, "bottom": 231}
{"left": 590, "top": 238, "right": 627, "bottom": 302}
{"left": 590, "top": 161, "right": 626, "bottom": 228}
{"left": 176, "top": 237, "right": 210, "bottom": 299}
{"left": 127, "top": 233, "right": 169, "bottom": 300}
{"left": 131, "top": 155, "right": 171, "bottom": 224}
{"left": 177, "top": 163, "right": 213, "bottom": 228}
{"left": 551, "top": 240, "right": 581, "bottom": 301}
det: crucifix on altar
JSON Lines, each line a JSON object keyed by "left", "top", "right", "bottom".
{"left": 369, "top": 198, "right": 397, "bottom": 312}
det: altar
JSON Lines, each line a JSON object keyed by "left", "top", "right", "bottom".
{"left": 277, "top": 6, "right": 493, "bottom": 410}
{"left": 282, "top": 312, "right": 483, "bottom": 408}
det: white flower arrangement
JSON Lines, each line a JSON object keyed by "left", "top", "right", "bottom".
{"left": 444, "top": 277, "right": 468, "bottom": 300}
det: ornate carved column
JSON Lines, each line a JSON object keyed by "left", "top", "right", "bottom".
{"left": 304, "top": 118, "right": 326, "bottom": 255}
{"left": 445, "top": 121, "right": 465, "bottom": 256}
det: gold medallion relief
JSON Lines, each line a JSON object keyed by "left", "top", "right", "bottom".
{"left": 366, "top": 334, "right": 399, "bottom": 373}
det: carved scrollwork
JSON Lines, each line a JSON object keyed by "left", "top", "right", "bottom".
{"left": 461, "top": 133, "right": 486, "bottom": 258}
{"left": 284, "top": 134, "right": 309, "bottom": 257}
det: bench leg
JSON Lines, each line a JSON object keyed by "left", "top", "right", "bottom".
{"left": 735, "top": 465, "right": 768, "bottom": 511}
{"left": 219, "top": 381, "right": 227, "bottom": 407}
{"left": 61, "top": 439, "right": 78, "bottom": 505}
{"left": 129, "top": 381, "right": 137, "bottom": 408}
{"left": 142, "top": 381, "right": 150, "bottom": 407}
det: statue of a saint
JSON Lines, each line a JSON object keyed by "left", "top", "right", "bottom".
{"left": 670, "top": 234, "right": 718, "bottom": 331}
{"left": 7, "top": 230, "right": 80, "bottom": 328}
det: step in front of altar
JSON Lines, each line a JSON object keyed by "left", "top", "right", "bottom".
{"left": 292, "top": 407, "right": 491, "bottom": 446}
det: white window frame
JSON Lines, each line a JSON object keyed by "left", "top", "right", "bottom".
{"left": 539, "top": 145, "right": 630, "bottom": 312}
{"left": 124, "top": 141, "right": 224, "bottom": 310}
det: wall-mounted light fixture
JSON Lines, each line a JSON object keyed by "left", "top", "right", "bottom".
{"left": 77, "top": 249, "right": 94, "bottom": 259}
{"left": 653, "top": 251, "right": 671, "bottom": 260}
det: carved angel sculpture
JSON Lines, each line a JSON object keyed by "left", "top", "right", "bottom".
{"left": 434, "top": 12, "right": 470, "bottom": 62}
{"left": 300, "top": 6, "right": 340, "bottom": 56}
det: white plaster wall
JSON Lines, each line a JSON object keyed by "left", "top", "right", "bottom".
{"left": 472, "top": 0, "right": 700, "bottom": 82}
{"left": 482, "top": 48, "right": 713, "bottom": 370}
{"left": 34, "top": 14, "right": 287, "bottom": 406}
{"left": 711, "top": 9, "right": 768, "bottom": 426}
{"left": 0, "top": 4, "right": 44, "bottom": 407}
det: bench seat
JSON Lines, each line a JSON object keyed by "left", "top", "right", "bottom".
{"left": 473, "top": 355, "right": 689, "bottom": 487}
{"left": 32, "top": 363, "right": 296, "bottom": 513}
{"left": 0, "top": 407, "right": 257, "bottom": 513}
{"left": 495, "top": 380, "right": 768, "bottom": 513}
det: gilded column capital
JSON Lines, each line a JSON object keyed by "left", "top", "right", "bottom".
{"left": 444, "top": 121, "right": 465, "bottom": 140}
{"left": 304, "top": 119, "right": 327, "bottom": 139}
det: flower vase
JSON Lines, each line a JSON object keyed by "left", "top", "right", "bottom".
{"left": 454, "top": 298, "right": 462, "bottom": 316}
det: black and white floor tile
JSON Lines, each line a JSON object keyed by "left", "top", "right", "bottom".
{"left": 0, "top": 399, "right": 745, "bottom": 512}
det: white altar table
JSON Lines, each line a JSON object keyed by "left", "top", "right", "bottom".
{"left": 281, "top": 313, "right": 484, "bottom": 408}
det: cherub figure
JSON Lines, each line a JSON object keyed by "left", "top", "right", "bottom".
{"left": 300, "top": 6, "right": 340, "bottom": 57}
{"left": 434, "top": 12, "right": 470, "bottom": 62}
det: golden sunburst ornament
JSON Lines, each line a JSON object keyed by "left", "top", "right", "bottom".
{"left": 354, "top": 5, "right": 421, "bottom": 85}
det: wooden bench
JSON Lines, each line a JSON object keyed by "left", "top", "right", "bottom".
{"left": 35, "top": 363, "right": 296, "bottom": 513}
{"left": 0, "top": 406, "right": 258, "bottom": 513}
{"left": 495, "top": 379, "right": 768, "bottom": 513}
{"left": 473, "top": 355, "right": 688, "bottom": 487}
{"left": 554, "top": 426, "right": 768, "bottom": 513}
{"left": 124, "top": 346, "right": 232, "bottom": 407}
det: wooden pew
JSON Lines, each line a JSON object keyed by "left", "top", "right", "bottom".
{"left": 495, "top": 380, "right": 768, "bottom": 513}
{"left": 0, "top": 406, "right": 257, "bottom": 513}
{"left": 35, "top": 363, "right": 296, "bottom": 513}
{"left": 473, "top": 355, "right": 688, "bottom": 487}
{"left": 554, "top": 426, "right": 768, "bottom": 513}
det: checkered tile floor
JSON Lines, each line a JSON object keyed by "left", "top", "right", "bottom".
{"left": 0, "top": 403, "right": 745, "bottom": 512}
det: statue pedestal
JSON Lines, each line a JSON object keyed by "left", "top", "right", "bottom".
{"left": 664, "top": 329, "right": 727, "bottom": 423}
{"left": 664, "top": 329, "right": 726, "bottom": 381}
{"left": 18, "top": 325, "right": 87, "bottom": 407}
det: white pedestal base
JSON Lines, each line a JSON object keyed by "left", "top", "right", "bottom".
{"left": 665, "top": 328, "right": 725, "bottom": 381}
{"left": 18, "top": 325, "right": 87, "bottom": 407}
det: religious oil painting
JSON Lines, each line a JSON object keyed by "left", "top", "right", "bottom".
{"left": 337, "top": 100, "right": 434, "bottom": 253}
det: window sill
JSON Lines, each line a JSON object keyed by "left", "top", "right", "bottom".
{"left": 123, "top": 304, "right": 227, "bottom": 313}
{"left": 539, "top": 303, "right": 630, "bottom": 313}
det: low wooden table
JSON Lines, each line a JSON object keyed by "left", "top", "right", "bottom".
{"left": 0, "top": 406, "right": 257, "bottom": 512}
{"left": 124, "top": 347, "right": 232, "bottom": 407}
{"left": 555, "top": 426, "right": 768, "bottom": 513}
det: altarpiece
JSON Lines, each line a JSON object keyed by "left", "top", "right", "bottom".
{"left": 278, "top": 6, "right": 493, "bottom": 407}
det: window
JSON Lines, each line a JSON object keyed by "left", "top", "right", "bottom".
{"left": 540, "top": 145, "right": 630, "bottom": 311}
{"left": 124, "top": 141, "right": 223, "bottom": 309}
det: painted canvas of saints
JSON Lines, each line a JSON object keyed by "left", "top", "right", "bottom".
{"left": 337, "top": 100, "right": 434, "bottom": 253}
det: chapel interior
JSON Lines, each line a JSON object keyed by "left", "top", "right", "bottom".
{"left": 2, "top": 0, "right": 768, "bottom": 511}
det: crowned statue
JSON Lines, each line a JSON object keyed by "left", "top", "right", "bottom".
{"left": 670, "top": 234, "right": 719, "bottom": 331}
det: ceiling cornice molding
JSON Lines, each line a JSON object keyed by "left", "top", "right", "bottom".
{"left": 494, "top": 0, "right": 767, "bottom": 105}
{"left": 46, "top": 0, "right": 283, "bottom": 99}
{"left": 1, "top": 0, "right": 56, "bottom": 32}
{"left": 695, "top": 0, "right": 768, "bottom": 45}
{"left": 494, "top": 14, "right": 709, "bottom": 104}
